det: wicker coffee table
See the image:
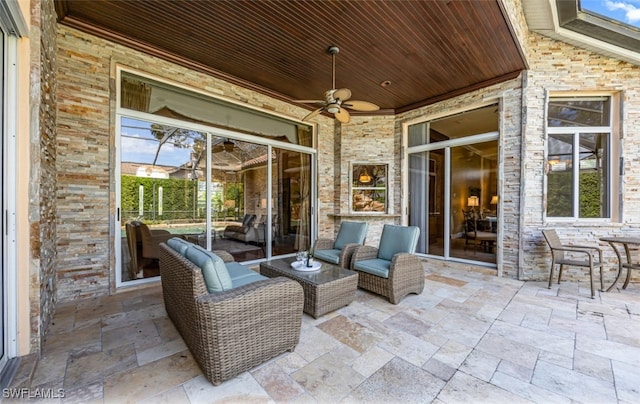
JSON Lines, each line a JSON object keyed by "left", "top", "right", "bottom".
{"left": 260, "top": 257, "right": 358, "bottom": 318}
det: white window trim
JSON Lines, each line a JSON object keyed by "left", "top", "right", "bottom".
{"left": 544, "top": 94, "right": 617, "bottom": 222}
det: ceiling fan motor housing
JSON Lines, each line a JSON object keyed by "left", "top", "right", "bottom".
{"left": 326, "top": 104, "right": 340, "bottom": 114}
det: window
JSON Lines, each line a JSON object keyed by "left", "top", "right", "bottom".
{"left": 351, "top": 164, "right": 387, "bottom": 213}
{"left": 546, "top": 96, "right": 614, "bottom": 219}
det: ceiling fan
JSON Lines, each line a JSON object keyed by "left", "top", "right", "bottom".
{"left": 296, "top": 46, "right": 380, "bottom": 123}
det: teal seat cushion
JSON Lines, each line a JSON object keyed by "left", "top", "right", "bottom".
{"left": 185, "top": 245, "right": 232, "bottom": 293}
{"left": 167, "top": 237, "right": 192, "bottom": 256}
{"left": 226, "top": 262, "right": 258, "bottom": 280}
{"left": 313, "top": 249, "right": 341, "bottom": 264}
{"left": 231, "top": 272, "right": 268, "bottom": 288}
{"left": 334, "top": 221, "right": 368, "bottom": 250}
{"left": 353, "top": 259, "right": 391, "bottom": 278}
{"left": 377, "top": 225, "right": 420, "bottom": 261}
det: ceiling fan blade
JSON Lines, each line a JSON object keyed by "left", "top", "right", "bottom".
{"left": 333, "top": 88, "right": 352, "bottom": 101}
{"left": 303, "top": 108, "right": 324, "bottom": 121}
{"left": 335, "top": 108, "right": 350, "bottom": 123}
{"left": 343, "top": 100, "right": 380, "bottom": 112}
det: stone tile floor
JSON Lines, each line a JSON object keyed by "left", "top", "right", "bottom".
{"left": 7, "top": 264, "right": 640, "bottom": 403}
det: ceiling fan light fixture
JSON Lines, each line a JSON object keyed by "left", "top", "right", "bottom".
{"left": 296, "top": 45, "right": 379, "bottom": 123}
{"left": 326, "top": 104, "right": 340, "bottom": 114}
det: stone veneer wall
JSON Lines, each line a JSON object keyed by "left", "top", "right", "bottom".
{"left": 518, "top": 31, "right": 640, "bottom": 283}
{"left": 55, "top": 24, "right": 334, "bottom": 301}
{"left": 502, "top": 0, "right": 640, "bottom": 283}
{"left": 29, "top": 0, "right": 57, "bottom": 351}
{"left": 330, "top": 115, "right": 399, "bottom": 246}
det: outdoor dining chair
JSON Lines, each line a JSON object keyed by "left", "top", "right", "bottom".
{"left": 542, "top": 229, "right": 604, "bottom": 298}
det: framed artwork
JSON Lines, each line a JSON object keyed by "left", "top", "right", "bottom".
{"left": 351, "top": 163, "right": 388, "bottom": 213}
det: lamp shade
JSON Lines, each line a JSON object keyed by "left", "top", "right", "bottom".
{"left": 467, "top": 196, "right": 479, "bottom": 207}
{"left": 359, "top": 169, "right": 372, "bottom": 183}
{"left": 490, "top": 195, "right": 499, "bottom": 205}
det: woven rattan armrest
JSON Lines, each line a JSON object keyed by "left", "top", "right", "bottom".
{"left": 211, "top": 250, "right": 235, "bottom": 263}
{"left": 388, "top": 252, "right": 423, "bottom": 277}
{"left": 339, "top": 243, "right": 361, "bottom": 269}
{"left": 313, "top": 238, "right": 335, "bottom": 250}
{"left": 351, "top": 245, "right": 379, "bottom": 268}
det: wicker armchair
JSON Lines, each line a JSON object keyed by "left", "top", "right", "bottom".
{"left": 351, "top": 224, "right": 423, "bottom": 304}
{"left": 313, "top": 221, "right": 369, "bottom": 268}
{"left": 159, "top": 243, "right": 303, "bottom": 385}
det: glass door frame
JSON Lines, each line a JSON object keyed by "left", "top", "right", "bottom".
{"left": 1, "top": 21, "right": 22, "bottom": 370}
{"left": 115, "top": 108, "right": 317, "bottom": 288}
{"left": 402, "top": 108, "right": 500, "bottom": 268}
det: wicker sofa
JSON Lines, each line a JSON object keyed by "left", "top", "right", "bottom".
{"left": 159, "top": 238, "right": 304, "bottom": 385}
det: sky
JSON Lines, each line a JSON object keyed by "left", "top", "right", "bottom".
{"left": 581, "top": 0, "right": 640, "bottom": 28}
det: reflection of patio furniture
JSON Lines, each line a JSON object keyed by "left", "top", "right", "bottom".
{"left": 138, "top": 222, "right": 177, "bottom": 259}
{"left": 463, "top": 210, "right": 496, "bottom": 252}
{"left": 125, "top": 222, "right": 153, "bottom": 279}
{"left": 223, "top": 214, "right": 259, "bottom": 243}
{"left": 313, "top": 221, "right": 369, "bottom": 268}
{"left": 159, "top": 240, "right": 304, "bottom": 385}
{"left": 542, "top": 229, "right": 603, "bottom": 299}
{"left": 351, "top": 224, "right": 423, "bottom": 304}
{"left": 184, "top": 230, "right": 218, "bottom": 247}
{"left": 126, "top": 221, "right": 177, "bottom": 278}
{"left": 259, "top": 257, "right": 358, "bottom": 318}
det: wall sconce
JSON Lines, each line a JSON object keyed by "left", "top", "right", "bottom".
{"left": 359, "top": 168, "right": 372, "bottom": 183}
{"left": 490, "top": 195, "right": 499, "bottom": 205}
{"left": 261, "top": 198, "right": 267, "bottom": 209}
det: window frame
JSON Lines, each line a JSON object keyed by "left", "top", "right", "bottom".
{"left": 350, "top": 162, "right": 388, "bottom": 214}
{"left": 544, "top": 93, "right": 618, "bottom": 222}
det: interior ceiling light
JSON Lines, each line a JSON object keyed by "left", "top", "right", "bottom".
{"left": 223, "top": 139, "right": 234, "bottom": 152}
{"left": 359, "top": 168, "right": 372, "bottom": 183}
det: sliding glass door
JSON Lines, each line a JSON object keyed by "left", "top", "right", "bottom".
{"left": 116, "top": 70, "right": 314, "bottom": 286}
{"left": 408, "top": 105, "right": 499, "bottom": 266}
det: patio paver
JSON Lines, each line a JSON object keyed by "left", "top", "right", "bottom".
{"left": 7, "top": 263, "right": 640, "bottom": 403}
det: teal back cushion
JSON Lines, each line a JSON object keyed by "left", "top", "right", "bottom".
{"left": 377, "top": 225, "right": 420, "bottom": 261}
{"left": 334, "top": 221, "right": 369, "bottom": 250}
{"left": 185, "top": 245, "right": 232, "bottom": 293}
{"left": 167, "top": 237, "right": 192, "bottom": 256}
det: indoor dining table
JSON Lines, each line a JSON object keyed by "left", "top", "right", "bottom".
{"left": 599, "top": 236, "right": 640, "bottom": 291}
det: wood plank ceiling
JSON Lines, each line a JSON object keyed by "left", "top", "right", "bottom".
{"left": 55, "top": 0, "right": 527, "bottom": 115}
